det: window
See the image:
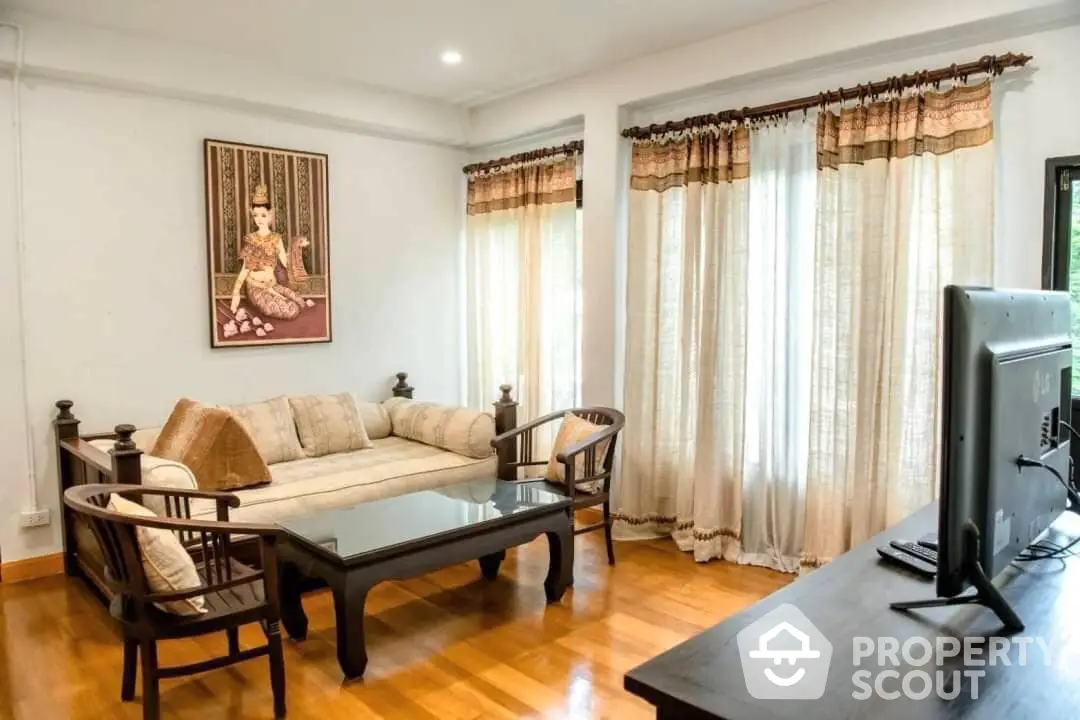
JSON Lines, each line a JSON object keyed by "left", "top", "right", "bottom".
{"left": 1042, "top": 160, "right": 1080, "bottom": 391}
{"left": 464, "top": 157, "right": 583, "bottom": 434}
{"left": 1042, "top": 158, "right": 1080, "bottom": 475}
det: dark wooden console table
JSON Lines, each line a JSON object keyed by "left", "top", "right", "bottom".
{"left": 625, "top": 503, "right": 1080, "bottom": 719}
{"left": 276, "top": 478, "right": 573, "bottom": 679}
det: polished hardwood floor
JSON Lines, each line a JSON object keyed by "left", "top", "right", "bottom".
{"left": 0, "top": 529, "right": 790, "bottom": 720}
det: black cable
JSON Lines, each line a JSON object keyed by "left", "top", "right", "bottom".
{"left": 1016, "top": 455, "right": 1080, "bottom": 509}
{"left": 1016, "top": 534, "right": 1080, "bottom": 561}
{"left": 1060, "top": 420, "right": 1080, "bottom": 444}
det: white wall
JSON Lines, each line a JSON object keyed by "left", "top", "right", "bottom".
{"left": 0, "top": 72, "right": 467, "bottom": 563}
{"left": 469, "top": 0, "right": 1080, "bottom": 412}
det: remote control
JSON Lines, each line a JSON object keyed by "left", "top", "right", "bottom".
{"left": 891, "top": 540, "right": 939, "bottom": 565}
{"left": 876, "top": 545, "right": 936, "bottom": 578}
{"left": 917, "top": 533, "right": 939, "bottom": 551}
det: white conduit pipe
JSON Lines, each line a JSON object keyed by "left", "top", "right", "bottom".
{"left": 0, "top": 21, "right": 37, "bottom": 511}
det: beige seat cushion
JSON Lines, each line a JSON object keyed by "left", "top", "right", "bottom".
{"left": 187, "top": 437, "right": 496, "bottom": 524}
{"left": 151, "top": 398, "right": 271, "bottom": 492}
{"left": 384, "top": 398, "right": 494, "bottom": 459}
{"left": 545, "top": 412, "right": 611, "bottom": 489}
{"left": 108, "top": 494, "right": 207, "bottom": 616}
{"left": 90, "top": 441, "right": 201, "bottom": 516}
{"left": 289, "top": 393, "right": 373, "bottom": 457}
{"left": 224, "top": 396, "right": 304, "bottom": 465}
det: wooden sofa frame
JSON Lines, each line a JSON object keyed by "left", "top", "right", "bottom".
{"left": 54, "top": 372, "right": 521, "bottom": 604}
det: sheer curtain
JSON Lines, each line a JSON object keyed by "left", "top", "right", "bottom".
{"left": 617, "top": 122, "right": 820, "bottom": 570}
{"left": 802, "top": 81, "right": 996, "bottom": 565}
{"left": 464, "top": 152, "right": 581, "bottom": 454}
{"left": 616, "top": 77, "right": 997, "bottom": 573}
{"left": 739, "top": 118, "right": 817, "bottom": 570}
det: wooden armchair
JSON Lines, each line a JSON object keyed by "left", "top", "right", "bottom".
{"left": 62, "top": 483, "right": 286, "bottom": 720}
{"left": 491, "top": 406, "right": 625, "bottom": 565}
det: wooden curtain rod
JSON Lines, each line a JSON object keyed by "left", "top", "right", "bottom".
{"left": 463, "top": 140, "right": 584, "bottom": 174}
{"left": 621, "top": 52, "right": 1032, "bottom": 139}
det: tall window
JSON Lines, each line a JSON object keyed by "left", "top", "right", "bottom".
{"left": 463, "top": 147, "right": 583, "bottom": 450}
{"left": 617, "top": 77, "right": 996, "bottom": 571}
{"left": 1044, "top": 162, "right": 1080, "bottom": 389}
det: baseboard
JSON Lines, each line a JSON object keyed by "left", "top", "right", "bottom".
{"left": 0, "top": 553, "right": 65, "bottom": 584}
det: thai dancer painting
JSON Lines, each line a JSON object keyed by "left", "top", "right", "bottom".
{"left": 204, "top": 139, "right": 331, "bottom": 347}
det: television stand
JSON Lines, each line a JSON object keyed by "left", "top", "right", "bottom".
{"left": 890, "top": 521, "right": 1024, "bottom": 633}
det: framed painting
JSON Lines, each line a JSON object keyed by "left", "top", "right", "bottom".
{"left": 204, "top": 138, "right": 332, "bottom": 348}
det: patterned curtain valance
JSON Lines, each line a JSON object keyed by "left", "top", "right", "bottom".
{"left": 817, "top": 79, "right": 993, "bottom": 170}
{"left": 466, "top": 153, "right": 580, "bottom": 216}
{"left": 630, "top": 125, "right": 750, "bottom": 193}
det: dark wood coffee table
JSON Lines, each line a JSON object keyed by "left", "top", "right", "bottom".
{"left": 275, "top": 478, "right": 574, "bottom": 679}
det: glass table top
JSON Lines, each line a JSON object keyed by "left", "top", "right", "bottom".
{"left": 277, "top": 478, "right": 570, "bottom": 564}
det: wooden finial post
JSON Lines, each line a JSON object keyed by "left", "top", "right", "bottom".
{"left": 392, "top": 372, "right": 414, "bottom": 399}
{"left": 112, "top": 424, "right": 142, "bottom": 485}
{"left": 54, "top": 399, "right": 81, "bottom": 577}
{"left": 54, "top": 399, "right": 80, "bottom": 441}
{"left": 493, "top": 385, "right": 519, "bottom": 481}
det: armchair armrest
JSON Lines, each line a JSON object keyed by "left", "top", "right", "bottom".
{"left": 490, "top": 409, "right": 568, "bottom": 448}
{"left": 63, "top": 484, "right": 279, "bottom": 538}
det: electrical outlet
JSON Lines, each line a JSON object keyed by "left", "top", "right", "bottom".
{"left": 19, "top": 508, "right": 50, "bottom": 528}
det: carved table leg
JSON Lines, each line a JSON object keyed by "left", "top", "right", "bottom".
{"left": 332, "top": 573, "right": 371, "bottom": 680}
{"left": 279, "top": 561, "right": 309, "bottom": 640}
{"left": 479, "top": 549, "right": 506, "bottom": 580}
{"left": 544, "top": 522, "right": 574, "bottom": 603}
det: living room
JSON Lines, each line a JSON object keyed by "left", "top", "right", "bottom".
{"left": 2, "top": 0, "right": 1080, "bottom": 718}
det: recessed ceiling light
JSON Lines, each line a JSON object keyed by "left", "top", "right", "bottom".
{"left": 440, "top": 50, "right": 462, "bottom": 66}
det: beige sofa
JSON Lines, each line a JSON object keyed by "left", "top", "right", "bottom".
{"left": 53, "top": 374, "right": 520, "bottom": 601}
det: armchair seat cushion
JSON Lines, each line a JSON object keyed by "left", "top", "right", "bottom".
{"left": 186, "top": 436, "right": 496, "bottom": 524}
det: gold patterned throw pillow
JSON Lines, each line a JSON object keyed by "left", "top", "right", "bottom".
{"left": 107, "top": 494, "right": 207, "bottom": 616}
{"left": 288, "top": 393, "right": 373, "bottom": 457}
{"left": 224, "top": 396, "right": 304, "bottom": 465}
{"left": 385, "top": 398, "right": 494, "bottom": 459}
{"left": 151, "top": 398, "right": 271, "bottom": 491}
{"left": 545, "top": 413, "right": 611, "bottom": 489}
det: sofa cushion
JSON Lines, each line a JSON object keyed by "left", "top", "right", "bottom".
{"left": 151, "top": 398, "right": 270, "bottom": 492}
{"left": 187, "top": 437, "right": 495, "bottom": 524}
{"left": 224, "top": 396, "right": 304, "bottom": 465}
{"left": 356, "top": 400, "right": 391, "bottom": 439}
{"left": 288, "top": 392, "right": 373, "bottom": 457}
{"left": 383, "top": 398, "right": 494, "bottom": 459}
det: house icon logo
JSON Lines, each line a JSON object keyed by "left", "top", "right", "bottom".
{"left": 736, "top": 604, "right": 833, "bottom": 700}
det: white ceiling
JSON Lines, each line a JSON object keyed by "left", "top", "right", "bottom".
{"left": 11, "top": 0, "right": 826, "bottom": 105}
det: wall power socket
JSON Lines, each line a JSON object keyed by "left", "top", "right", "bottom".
{"left": 19, "top": 509, "right": 51, "bottom": 528}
